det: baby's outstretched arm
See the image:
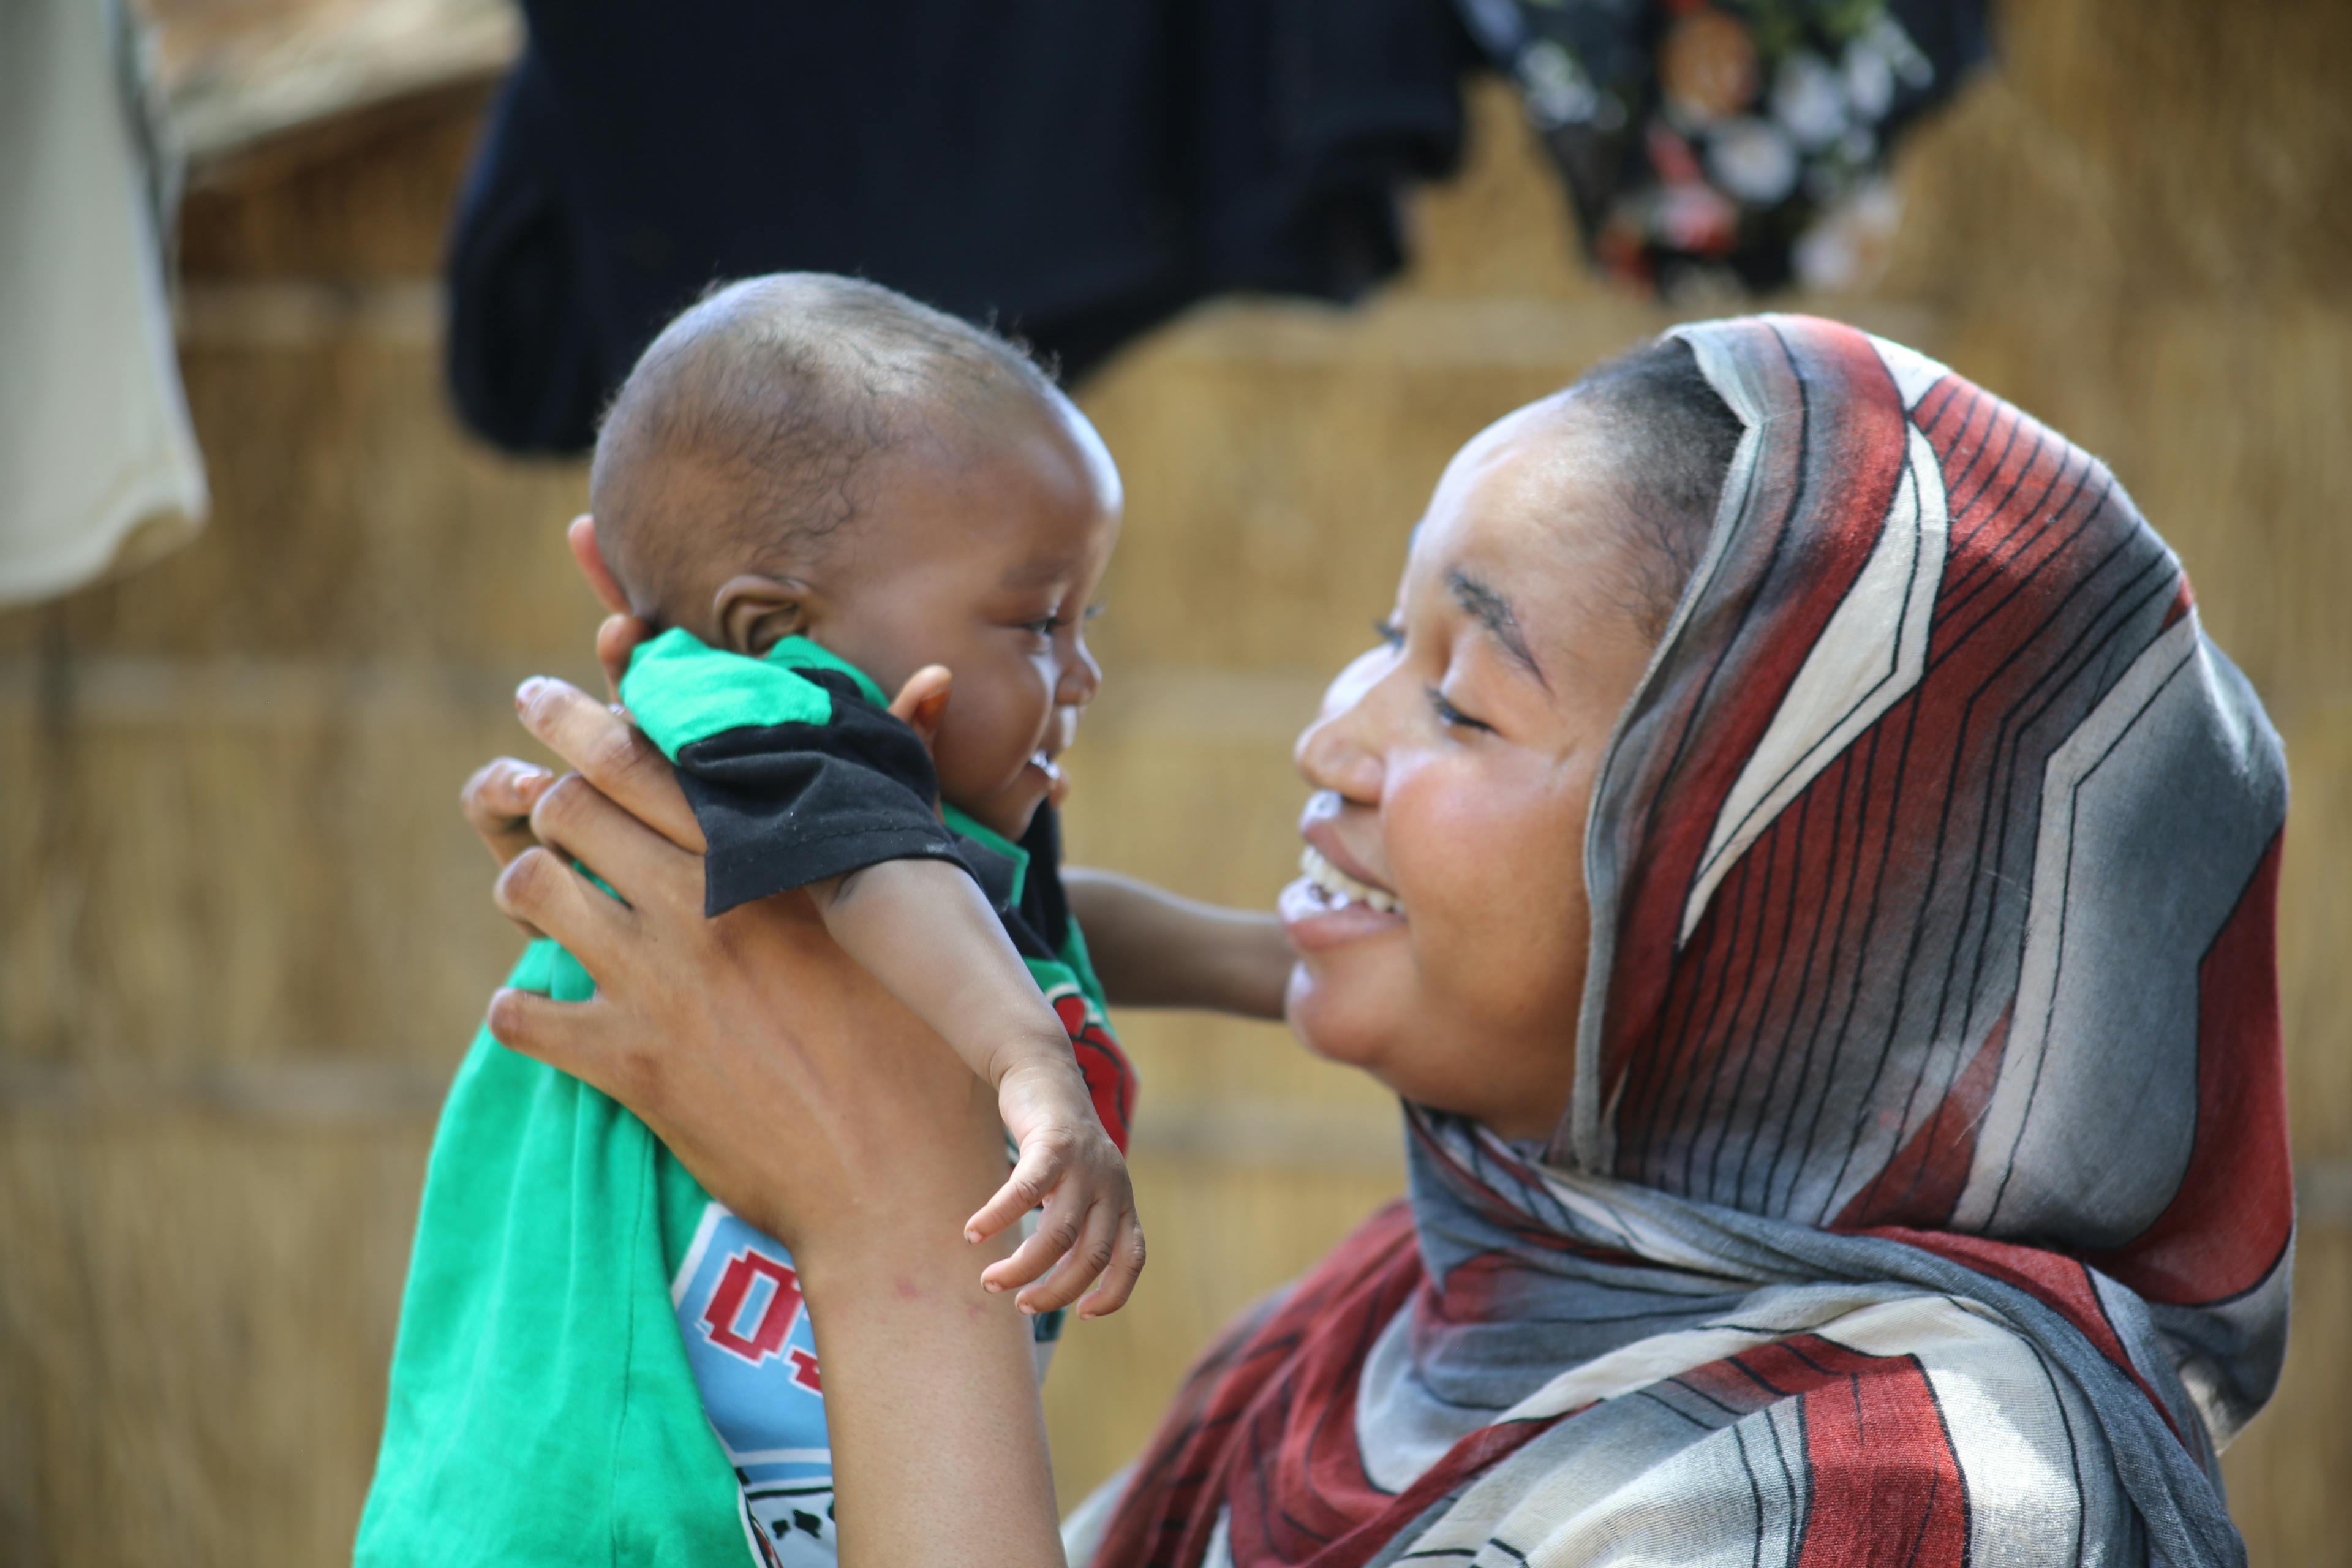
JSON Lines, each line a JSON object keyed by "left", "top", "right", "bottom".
{"left": 809, "top": 858, "right": 1144, "bottom": 1318}
{"left": 1064, "top": 867, "right": 1294, "bottom": 1018}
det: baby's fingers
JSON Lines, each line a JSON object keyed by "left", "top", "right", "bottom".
{"left": 1077, "top": 1208, "right": 1147, "bottom": 1320}
{"left": 979, "top": 1186, "right": 1082, "bottom": 1300}
{"left": 963, "top": 1136, "right": 1065, "bottom": 1245}
{"left": 1014, "top": 1200, "right": 1121, "bottom": 1317}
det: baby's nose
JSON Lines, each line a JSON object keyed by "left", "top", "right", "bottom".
{"left": 1062, "top": 639, "right": 1102, "bottom": 704}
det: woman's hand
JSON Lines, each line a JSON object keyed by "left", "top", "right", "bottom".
{"left": 484, "top": 676, "right": 978, "bottom": 1262}
{"left": 477, "top": 675, "right": 1065, "bottom": 1566}
{"left": 457, "top": 514, "right": 657, "bottom": 897}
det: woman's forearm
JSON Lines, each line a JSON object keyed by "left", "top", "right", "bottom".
{"left": 800, "top": 1229, "right": 1066, "bottom": 1568}
{"left": 1064, "top": 867, "right": 1292, "bottom": 1019}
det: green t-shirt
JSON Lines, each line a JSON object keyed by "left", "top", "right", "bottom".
{"left": 356, "top": 633, "right": 1131, "bottom": 1567}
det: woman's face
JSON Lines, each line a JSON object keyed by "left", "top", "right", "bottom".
{"left": 1281, "top": 394, "right": 1661, "bottom": 1140}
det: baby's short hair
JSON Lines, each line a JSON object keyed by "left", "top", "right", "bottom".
{"left": 590, "top": 273, "right": 1060, "bottom": 625}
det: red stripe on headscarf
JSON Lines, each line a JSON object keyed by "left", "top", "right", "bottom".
{"left": 1606, "top": 321, "right": 1913, "bottom": 1162}
{"left": 2086, "top": 832, "right": 2292, "bottom": 1305}
{"left": 1673, "top": 1336, "right": 1969, "bottom": 1567}
{"left": 1097, "top": 1204, "right": 1422, "bottom": 1568}
{"left": 1780, "top": 1339, "right": 1970, "bottom": 1568}
{"left": 1856, "top": 1226, "right": 2182, "bottom": 1442}
{"left": 1833, "top": 1007, "right": 2010, "bottom": 1230}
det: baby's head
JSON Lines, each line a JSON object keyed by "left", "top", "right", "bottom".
{"left": 592, "top": 273, "right": 1122, "bottom": 839}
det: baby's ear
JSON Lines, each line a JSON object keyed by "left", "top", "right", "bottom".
{"left": 712, "top": 575, "right": 812, "bottom": 656}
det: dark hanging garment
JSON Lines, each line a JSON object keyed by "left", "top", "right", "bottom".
{"left": 445, "top": 0, "right": 1476, "bottom": 455}
{"left": 1454, "top": 0, "right": 1991, "bottom": 296}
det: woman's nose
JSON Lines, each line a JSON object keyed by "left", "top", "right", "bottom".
{"left": 1294, "top": 644, "right": 1391, "bottom": 801}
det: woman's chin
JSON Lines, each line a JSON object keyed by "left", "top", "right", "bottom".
{"left": 1283, "top": 956, "right": 1406, "bottom": 1078}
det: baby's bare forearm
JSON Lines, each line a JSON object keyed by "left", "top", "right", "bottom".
{"left": 814, "top": 858, "right": 1077, "bottom": 1087}
{"left": 1063, "top": 867, "right": 1292, "bottom": 1019}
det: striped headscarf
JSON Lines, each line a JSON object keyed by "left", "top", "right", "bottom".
{"left": 1093, "top": 315, "right": 2290, "bottom": 1567}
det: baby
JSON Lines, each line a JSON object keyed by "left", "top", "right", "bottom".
{"left": 360, "top": 274, "right": 1292, "bottom": 1568}
{"left": 598, "top": 276, "right": 1142, "bottom": 1303}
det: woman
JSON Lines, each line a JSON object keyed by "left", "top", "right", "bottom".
{"left": 470, "top": 315, "right": 2290, "bottom": 1566}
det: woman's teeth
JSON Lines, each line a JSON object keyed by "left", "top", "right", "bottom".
{"left": 1299, "top": 845, "right": 1402, "bottom": 914}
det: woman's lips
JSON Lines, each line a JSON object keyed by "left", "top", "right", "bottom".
{"left": 1280, "top": 843, "right": 1406, "bottom": 951}
{"left": 1298, "top": 797, "right": 1398, "bottom": 897}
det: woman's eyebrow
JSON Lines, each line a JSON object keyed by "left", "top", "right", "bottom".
{"left": 1447, "top": 568, "right": 1548, "bottom": 690}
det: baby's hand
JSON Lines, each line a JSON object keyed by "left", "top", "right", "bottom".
{"left": 964, "top": 1060, "right": 1144, "bottom": 1319}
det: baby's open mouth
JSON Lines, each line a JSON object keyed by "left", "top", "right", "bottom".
{"left": 1030, "top": 751, "right": 1063, "bottom": 785}
{"left": 1298, "top": 845, "right": 1403, "bottom": 915}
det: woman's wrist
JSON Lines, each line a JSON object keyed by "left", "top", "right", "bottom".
{"left": 799, "top": 1223, "right": 1066, "bottom": 1567}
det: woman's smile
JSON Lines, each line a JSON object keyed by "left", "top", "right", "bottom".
{"left": 1280, "top": 790, "right": 1407, "bottom": 949}
{"left": 1295, "top": 844, "right": 1401, "bottom": 914}
{"left": 1278, "top": 846, "right": 1408, "bottom": 950}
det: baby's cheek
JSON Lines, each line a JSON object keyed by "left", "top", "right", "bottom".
{"left": 930, "top": 712, "right": 1012, "bottom": 807}
{"left": 926, "top": 695, "right": 1035, "bottom": 823}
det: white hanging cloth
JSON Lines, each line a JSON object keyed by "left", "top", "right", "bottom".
{"left": 0, "top": 0, "right": 208, "bottom": 605}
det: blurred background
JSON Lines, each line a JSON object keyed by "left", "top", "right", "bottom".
{"left": 1, "top": 0, "right": 2346, "bottom": 1562}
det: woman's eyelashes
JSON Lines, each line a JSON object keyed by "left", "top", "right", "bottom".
{"left": 1373, "top": 617, "right": 1490, "bottom": 732}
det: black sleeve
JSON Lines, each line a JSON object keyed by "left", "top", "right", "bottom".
{"left": 670, "top": 679, "right": 971, "bottom": 917}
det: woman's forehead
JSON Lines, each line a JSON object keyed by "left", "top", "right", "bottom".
{"left": 1406, "top": 397, "right": 1632, "bottom": 637}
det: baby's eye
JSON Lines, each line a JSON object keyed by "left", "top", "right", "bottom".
{"left": 1020, "top": 614, "right": 1069, "bottom": 638}
{"left": 1427, "top": 687, "right": 1492, "bottom": 734}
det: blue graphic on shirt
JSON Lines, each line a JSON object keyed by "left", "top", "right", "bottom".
{"left": 673, "top": 1196, "right": 1066, "bottom": 1566}
{"left": 671, "top": 1205, "right": 836, "bottom": 1566}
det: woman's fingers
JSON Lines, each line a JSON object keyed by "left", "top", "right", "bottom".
{"left": 494, "top": 845, "right": 639, "bottom": 973}
{"left": 886, "top": 665, "right": 954, "bottom": 755}
{"left": 1077, "top": 1210, "right": 1146, "bottom": 1320}
{"left": 567, "top": 514, "right": 629, "bottom": 614}
{"left": 595, "top": 613, "right": 656, "bottom": 700}
{"left": 528, "top": 773, "right": 706, "bottom": 920}
{"left": 461, "top": 757, "right": 555, "bottom": 869}
{"left": 1017, "top": 1200, "right": 1123, "bottom": 1317}
{"left": 566, "top": 513, "right": 654, "bottom": 698}
{"left": 514, "top": 677, "right": 706, "bottom": 852}
{"left": 485, "top": 987, "right": 630, "bottom": 1101}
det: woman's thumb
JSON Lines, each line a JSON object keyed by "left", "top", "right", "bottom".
{"left": 889, "top": 665, "right": 954, "bottom": 752}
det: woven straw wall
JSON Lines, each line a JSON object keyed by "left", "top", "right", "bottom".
{"left": 1, "top": 2, "right": 2346, "bottom": 1561}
